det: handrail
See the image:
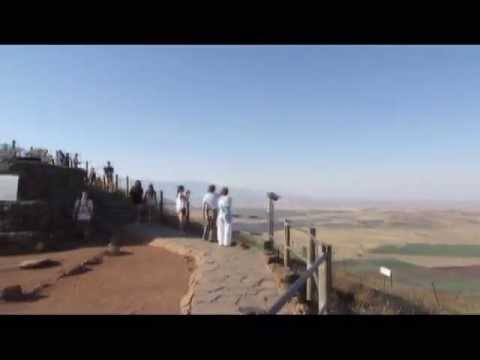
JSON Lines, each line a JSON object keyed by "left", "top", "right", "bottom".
{"left": 290, "top": 227, "right": 311, "bottom": 236}
{"left": 267, "top": 253, "right": 326, "bottom": 314}
{"left": 280, "top": 218, "right": 332, "bottom": 314}
{"left": 285, "top": 245, "right": 309, "bottom": 263}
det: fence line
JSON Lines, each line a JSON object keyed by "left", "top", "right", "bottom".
{"left": 264, "top": 218, "right": 333, "bottom": 314}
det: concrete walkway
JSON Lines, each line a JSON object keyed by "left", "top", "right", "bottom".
{"left": 124, "top": 224, "right": 288, "bottom": 315}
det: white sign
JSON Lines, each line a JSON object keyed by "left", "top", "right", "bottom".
{"left": 379, "top": 266, "right": 392, "bottom": 278}
{"left": 0, "top": 175, "right": 19, "bottom": 201}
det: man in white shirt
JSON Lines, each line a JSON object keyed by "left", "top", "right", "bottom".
{"left": 202, "top": 184, "right": 218, "bottom": 242}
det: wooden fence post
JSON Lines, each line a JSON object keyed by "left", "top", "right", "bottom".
{"left": 86, "top": 161, "right": 88, "bottom": 173}
{"left": 159, "top": 190, "right": 164, "bottom": 218}
{"left": 307, "top": 227, "right": 316, "bottom": 301}
{"left": 115, "top": 174, "right": 119, "bottom": 192}
{"left": 317, "top": 244, "right": 328, "bottom": 314}
{"left": 126, "top": 176, "right": 129, "bottom": 195}
{"left": 326, "top": 245, "right": 333, "bottom": 293}
{"left": 103, "top": 176, "right": 106, "bottom": 190}
{"left": 284, "top": 219, "right": 290, "bottom": 268}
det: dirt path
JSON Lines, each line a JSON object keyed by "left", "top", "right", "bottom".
{"left": 0, "top": 245, "right": 191, "bottom": 314}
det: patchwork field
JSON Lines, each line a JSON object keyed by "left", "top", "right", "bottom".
{"left": 231, "top": 206, "right": 480, "bottom": 308}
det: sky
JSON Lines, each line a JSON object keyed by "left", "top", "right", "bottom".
{"left": 2, "top": 45, "right": 480, "bottom": 201}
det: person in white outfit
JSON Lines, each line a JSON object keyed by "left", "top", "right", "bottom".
{"left": 73, "top": 191, "right": 94, "bottom": 241}
{"left": 176, "top": 185, "right": 187, "bottom": 233}
{"left": 217, "top": 187, "right": 233, "bottom": 247}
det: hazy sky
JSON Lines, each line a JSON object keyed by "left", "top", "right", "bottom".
{"left": 2, "top": 45, "right": 480, "bottom": 201}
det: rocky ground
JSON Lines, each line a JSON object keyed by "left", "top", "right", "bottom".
{"left": 0, "top": 244, "right": 191, "bottom": 314}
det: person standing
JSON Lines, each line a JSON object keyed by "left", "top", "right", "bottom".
{"left": 202, "top": 184, "right": 218, "bottom": 242}
{"left": 185, "top": 189, "right": 191, "bottom": 223}
{"left": 130, "top": 180, "right": 144, "bottom": 223}
{"left": 65, "top": 153, "right": 71, "bottom": 168}
{"left": 55, "top": 151, "right": 61, "bottom": 166}
{"left": 73, "top": 153, "right": 80, "bottom": 168}
{"left": 176, "top": 185, "right": 187, "bottom": 233}
{"left": 217, "top": 187, "right": 233, "bottom": 247}
{"left": 104, "top": 161, "right": 114, "bottom": 192}
{"left": 144, "top": 184, "right": 158, "bottom": 225}
{"left": 58, "top": 150, "right": 66, "bottom": 167}
{"left": 73, "top": 191, "right": 94, "bottom": 241}
{"left": 89, "top": 167, "right": 97, "bottom": 186}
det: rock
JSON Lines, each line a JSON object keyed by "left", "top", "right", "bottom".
{"left": 105, "top": 242, "right": 120, "bottom": 256}
{"left": 83, "top": 255, "right": 102, "bottom": 266}
{"left": 1, "top": 285, "right": 23, "bottom": 301}
{"left": 59, "top": 264, "right": 91, "bottom": 278}
{"left": 19, "top": 258, "right": 60, "bottom": 269}
{"left": 31, "top": 283, "right": 49, "bottom": 294}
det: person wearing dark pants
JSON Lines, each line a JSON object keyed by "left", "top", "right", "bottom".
{"left": 202, "top": 184, "right": 218, "bottom": 242}
{"left": 104, "top": 161, "right": 115, "bottom": 192}
{"left": 144, "top": 184, "right": 158, "bottom": 225}
{"left": 130, "top": 180, "right": 144, "bottom": 223}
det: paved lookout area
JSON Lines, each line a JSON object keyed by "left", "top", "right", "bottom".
{"left": 125, "top": 223, "right": 288, "bottom": 315}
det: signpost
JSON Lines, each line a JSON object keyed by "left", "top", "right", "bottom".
{"left": 380, "top": 266, "right": 393, "bottom": 291}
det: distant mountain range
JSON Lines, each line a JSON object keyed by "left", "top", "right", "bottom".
{"left": 135, "top": 179, "right": 480, "bottom": 211}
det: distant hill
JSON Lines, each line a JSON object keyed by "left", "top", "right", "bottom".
{"left": 132, "top": 179, "right": 480, "bottom": 211}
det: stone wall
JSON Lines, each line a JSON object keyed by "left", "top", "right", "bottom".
{"left": 1, "top": 159, "right": 86, "bottom": 234}
{"left": 0, "top": 200, "right": 50, "bottom": 232}
{"left": 8, "top": 160, "right": 86, "bottom": 201}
